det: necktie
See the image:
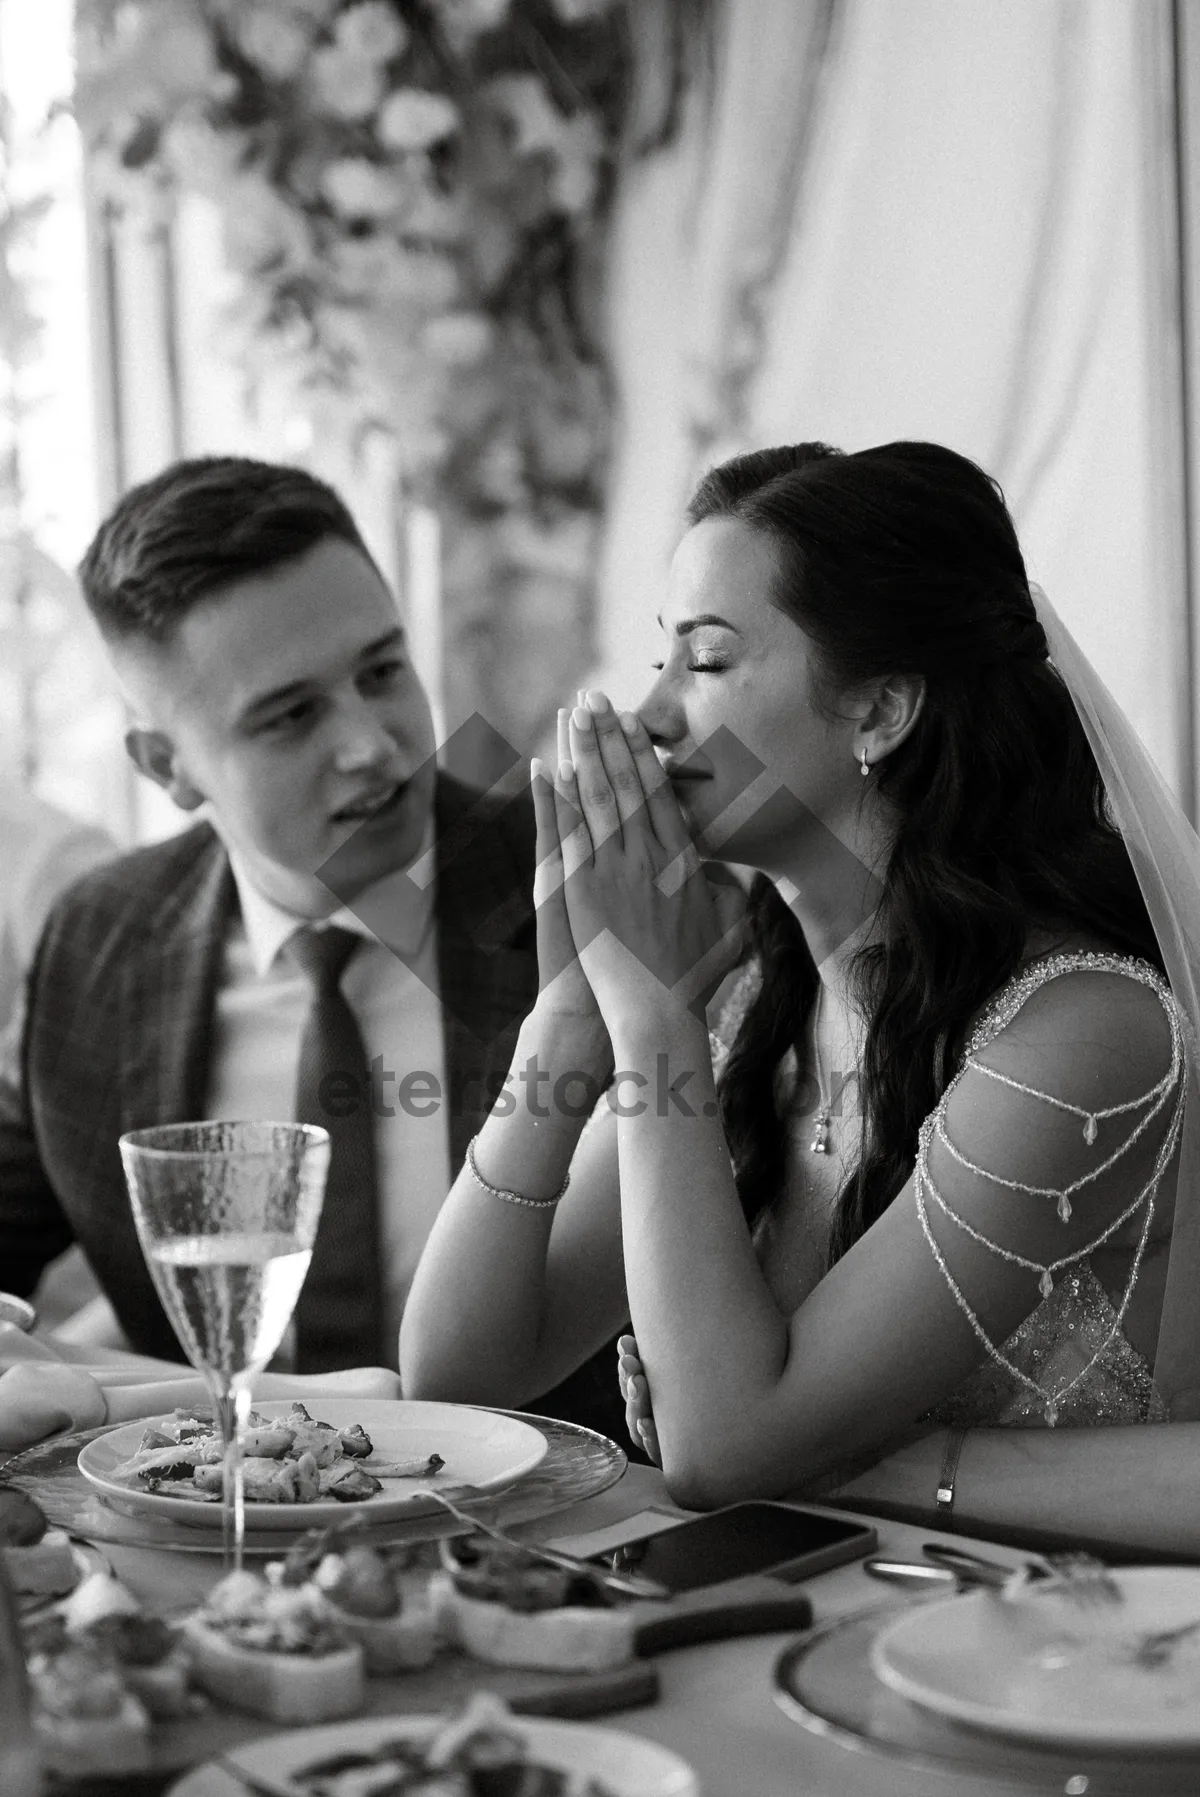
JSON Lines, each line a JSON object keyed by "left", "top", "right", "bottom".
{"left": 289, "top": 925, "right": 384, "bottom": 1371}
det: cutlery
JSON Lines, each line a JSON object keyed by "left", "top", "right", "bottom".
{"left": 864, "top": 1557, "right": 960, "bottom": 1591}
{"left": 424, "top": 1488, "right": 670, "bottom": 1601}
{"left": 923, "top": 1543, "right": 1123, "bottom": 1609}
{"left": 1127, "top": 1615, "right": 1200, "bottom": 1667}
{"left": 865, "top": 1544, "right": 1124, "bottom": 1611}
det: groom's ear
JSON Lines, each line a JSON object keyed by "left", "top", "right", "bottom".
{"left": 124, "top": 726, "right": 207, "bottom": 811}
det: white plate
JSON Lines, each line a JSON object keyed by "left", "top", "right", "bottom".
{"left": 169, "top": 1713, "right": 699, "bottom": 1797}
{"left": 78, "top": 1399, "right": 548, "bottom": 1533}
{"left": 871, "top": 1567, "right": 1200, "bottom": 1749}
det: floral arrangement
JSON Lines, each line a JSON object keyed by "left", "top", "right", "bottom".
{"left": 72, "top": 0, "right": 696, "bottom": 753}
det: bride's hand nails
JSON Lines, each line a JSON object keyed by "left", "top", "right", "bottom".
{"left": 572, "top": 706, "right": 593, "bottom": 731}
{"left": 585, "top": 690, "right": 609, "bottom": 715}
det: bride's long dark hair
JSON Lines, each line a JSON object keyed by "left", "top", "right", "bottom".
{"left": 699, "top": 441, "right": 1162, "bottom": 1263}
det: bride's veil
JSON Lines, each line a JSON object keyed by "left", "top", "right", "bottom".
{"left": 1032, "top": 583, "right": 1200, "bottom": 1420}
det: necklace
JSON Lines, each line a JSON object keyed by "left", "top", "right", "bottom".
{"left": 809, "top": 983, "right": 834, "bottom": 1154}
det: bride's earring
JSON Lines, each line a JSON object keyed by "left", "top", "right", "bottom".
{"left": 860, "top": 747, "right": 871, "bottom": 779}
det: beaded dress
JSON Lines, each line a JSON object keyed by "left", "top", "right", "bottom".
{"left": 918, "top": 951, "right": 1183, "bottom": 1429}
{"left": 714, "top": 950, "right": 1186, "bottom": 1432}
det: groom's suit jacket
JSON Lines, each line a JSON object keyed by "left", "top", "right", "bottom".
{"left": 0, "top": 773, "right": 538, "bottom": 1352}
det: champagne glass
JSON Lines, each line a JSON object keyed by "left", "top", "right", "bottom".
{"left": 119, "top": 1120, "right": 330, "bottom": 1569}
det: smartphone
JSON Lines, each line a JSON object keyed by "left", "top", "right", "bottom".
{"left": 590, "top": 1502, "right": 877, "bottom": 1594}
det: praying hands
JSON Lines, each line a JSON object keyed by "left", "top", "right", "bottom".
{"left": 532, "top": 691, "right": 748, "bottom": 1039}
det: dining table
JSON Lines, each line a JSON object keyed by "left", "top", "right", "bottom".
{"left": 45, "top": 1450, "right": 1150, "bottom": 1797}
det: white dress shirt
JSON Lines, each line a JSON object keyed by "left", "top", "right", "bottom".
{"left": 205, "top": 838, "right": 450, "bottom": 1363}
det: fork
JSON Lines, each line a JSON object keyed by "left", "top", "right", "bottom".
{"left": 922, "top": 1543, "right": 1122, "bottom": 1609}
{"left": 1126, "top": 1615, "right": 1200, "bottom": 1668}
{"left": 422, "top": 1487, "right": 671, "bottom": 1601}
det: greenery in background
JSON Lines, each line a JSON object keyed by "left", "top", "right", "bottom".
{"left": 72, "top": 0, "right": 700, "bottom": 758}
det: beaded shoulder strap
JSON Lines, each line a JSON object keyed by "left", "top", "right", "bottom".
{"left": 914, "top": 953, "right": 1186, "bottom": 1425}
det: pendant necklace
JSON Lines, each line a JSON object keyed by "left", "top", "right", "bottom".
{"left": 809, "top": 982, "right": 834, "bottom": 1155}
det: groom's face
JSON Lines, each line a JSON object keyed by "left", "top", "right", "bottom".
{"left": 119, "top": 538, "right": 437, "bottom": 915}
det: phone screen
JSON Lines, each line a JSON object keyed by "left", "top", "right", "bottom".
{"left": 592, "top": 1502, "right": 875, "bottom": 1594}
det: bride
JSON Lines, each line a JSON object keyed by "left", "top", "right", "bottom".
{"left": 401, "top": 440, "right": 1200, "bottom": 1551}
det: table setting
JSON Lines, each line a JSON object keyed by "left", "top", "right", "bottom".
{"left": 7, "top": 1119, "right": 1200, "bottom": 1797}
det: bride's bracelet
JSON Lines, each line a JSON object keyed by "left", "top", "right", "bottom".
{"left": 934, "top": 1426, "right": 968, "bottom": 1531}
{"left": 465, "top": 1135, "right": 570, "bottom": 1210}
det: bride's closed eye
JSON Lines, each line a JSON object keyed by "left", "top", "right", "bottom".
{"left": 649, "top": 658, "right": 730, "bottom": 673}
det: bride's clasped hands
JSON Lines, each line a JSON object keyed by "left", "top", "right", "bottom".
{"left": 531, "top": 689, "right": 748, "bottom": 1045}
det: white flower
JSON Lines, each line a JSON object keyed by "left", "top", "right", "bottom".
{"left": 222, "top": 173, "right": 313, "bottom": 275}
{"left": 309, "top": 45, "right": 387, "bottom": 119}
{"left": 421, "top": 311, "right": 492, "bottom": 366}
{"left": 333, "top": 2, "right": 409, "bottom": 64}
{"left": 483, "top": 75, "right": 605, "bottom": 213}
{"left": 159, "top": 115, "right": 250, "bottom": 193}
{"left": 321, "top": 156, "right": 403, "bottom": 218}
{"left": 377, "top": 87, "right": 460, "bottom": 151}
{"left": 428, "top": 0, "right": 511, "bottom": 50}
{"left": 234, "top": 5, "right": 313, "bottom": 80}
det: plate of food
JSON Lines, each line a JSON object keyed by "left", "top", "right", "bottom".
{"left": 78, "top": 1398, "right": 549, "bottom": 1532}
{"left": 168, "top": 1692, "right": 699, "bottom": 1796}
{"left": 870, "top": 1566, "right": 1200, "bottom": 1749}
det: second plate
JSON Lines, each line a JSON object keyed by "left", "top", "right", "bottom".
{"left": 871, "top": 1567, "right": 1200, "bottom": 1750}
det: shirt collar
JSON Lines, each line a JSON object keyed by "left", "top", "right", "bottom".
{"left": 226, "top": 819, "right": 437, "bottom": 978}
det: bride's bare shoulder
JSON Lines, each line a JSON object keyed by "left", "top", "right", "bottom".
{"left": 976, "top": 942, "right": 1174, "bottom": 1112}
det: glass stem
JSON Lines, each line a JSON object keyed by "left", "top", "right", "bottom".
{"left": 212, "top": 1375, "right": 253, "bottom": 1572}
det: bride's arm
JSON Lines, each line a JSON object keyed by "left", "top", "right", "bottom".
{"left": 834, "top": 1423, "right": 1200, "bottom": 1557}
{"left": 623, "top": 1344, "right": 1200, "bottom": 1554}
{"left": 401, "top": 749, "right": 632, "bottom": 1406}
{"left": 399, "top": 1007, "right": 628, "bottom": 1405}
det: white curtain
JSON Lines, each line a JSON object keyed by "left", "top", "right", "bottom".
{"left": 595, "top": 0, "right": 1188, "bottom": 799}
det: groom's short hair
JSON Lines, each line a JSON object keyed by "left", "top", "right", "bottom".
{"left": 79, "top": 456, "right": 375, "bottom": 645}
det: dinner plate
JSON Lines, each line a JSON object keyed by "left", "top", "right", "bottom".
{"left": 78, "top": 1398, "right": 548, "bottom": 1533}
{"left": 871, "top": 1567, "right": 1200, "bottom": 1750}
{"left": 168, "top": 1713, "right": 698, "bottom": 1797}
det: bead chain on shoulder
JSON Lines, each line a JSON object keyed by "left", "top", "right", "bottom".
{"left": 915, "top": 954, "right": 1187, "bottom": 1425}
{"left": 932, "top": 1029, "right": 1180, "bottom": 1216}
{"left": 920, "top": 1123, "right": 1172, "bottom": 1282}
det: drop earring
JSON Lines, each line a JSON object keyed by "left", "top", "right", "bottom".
{"left": 860, "top": 747, "right": 870, "bottom": 779}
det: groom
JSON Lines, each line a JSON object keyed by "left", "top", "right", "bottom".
{"left": 0, "top": 457, "right": 624, "bottom": 1439}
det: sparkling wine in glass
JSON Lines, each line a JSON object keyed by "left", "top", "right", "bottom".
{"left": 119, "top": 1121, "right": 330, "bottom": 1569}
